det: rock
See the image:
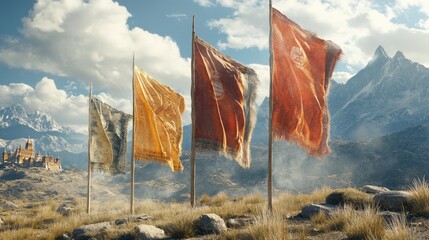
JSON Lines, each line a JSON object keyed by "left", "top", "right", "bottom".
{"left": 134, "top": 224, "right": 166, "bottom": 240}
{"left": 132, "top": 214, "right": 151, "bottom": 222}
{"left": 373, "top": 191, "right": 412, "bottom": 212}
{"left": 56, "top": 233, "right": 71, "bottom": 240}
{"left": 360, "top": 185, "right": 390, "bottom": 194}
{"left": 72, "top": 221, "right": 112, "bottom": 240}
{"left": 226, "top": 216, "right": 254, "bottom": 228}
{"left": 0, "top": 217, "right": 4, "bottom": 228}
{"left": 56, "top": 205, "right": 72, "bottom": 216}
{"left": 195, "top": 213, "right": 227, "bottom": 234}
{"left": 300, "top": 203, "right": 336, "bottom": 219}
{"left": 326, "top": 192, "right": 345, "bottom": 206}
{"left": 115, "top": 218, "right": 128, "bottom": 225}
{"left": 0, "top": 200, "right": 18, "bottom": 209}
{"left": 325, "top": 189, "right": 371, "bottom": 209}
{"left": 377, "top": 211, "right": 405, "bottom": 224}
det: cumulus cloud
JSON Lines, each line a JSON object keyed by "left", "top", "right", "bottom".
{"left": 193, "top": 0, "right": 215, "bottom": 7}
{"left": 248, "top": 63, "right": 269, "bottom": 105}
{"left": 195, "top": 0, "right": 429, "bottom": 82}
{"left": 332, "top": 71, "right": 354, "bottom": 84}
{"left": 0, "top": 83, "right": 34, "bottom": 107}
{"left": 0, "top": 0, "right": 190, "bottom": 99}
{"left": 0, "top": 78, "right": 87, "bottom": 132}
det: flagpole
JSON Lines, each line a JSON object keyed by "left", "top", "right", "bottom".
{"left": 268, "top": 0, "right": 274, "bottom": 212}
{"left": 131, "top": 53, "right": 136, "bottom": 215}
{"left": 87, "top": 81, "right": 92, "bottom": 214}
{"left": 190, "top": 15, "right": 196, "bottom": 207}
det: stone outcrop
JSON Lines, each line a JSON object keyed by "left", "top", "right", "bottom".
{"left": 373, "top": 191, "right": 412, "bottom": 212}
{"left": 72, "top": 222, "right": 112, "bottom": 240}
{"left": 226, "top": 216, "right": 254, "bottom": 228}
{"left": 360, "top": 185, "right": 390, "bottom": 194}
{"left": 300, "top": 203, "right": 336, "bottom": 218}
{"left": 195, "top": 213, "right": 227, "bottom": 234}
{"left": 134, "top": 224, "right": 166, "bottom": 240}
{"left": 56, "top": 205, "right": 72, "bottom": 216}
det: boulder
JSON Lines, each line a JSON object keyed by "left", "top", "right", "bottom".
{"left": 56, "top": 205, "right": 72, "bottom": 216}
{"left": 326, "top": 192, "right": 345, "bottom": 206}
{"left": 56, "top": 233, "right": 71, "bottom": 240}
{"left": 195, "top": 213, "right": 227, "bottom": 234}
{"left": 0, "top": 200, "right": 18, "bottom": 209}
{"left": 72, "top": 221, "right": 112, "bottom": 240}
{"left": 373, "top": 191, "right": 412, "bottom": 212}
{"left": 226, "top": 216, "right": 254, "bottom": 228}
{"left": 115, "top": 218, "right": 128, "bottom": 225}
{"left": 377, "top": 211, "right": 405, "bottom": 224}
{"left": 325, "top": 189, "right": 371, "bottom": 209}
{"left": 360, "top": 185, "right": 390, "bottom": 194}
{"left": 134, "top": 224, "right": 166, "bottom": 240}
{"left": 300, "top": 203, "right": 336, "bottom": 219}
{"left": 132, "top": 214, "right": 151, "bottom": 222}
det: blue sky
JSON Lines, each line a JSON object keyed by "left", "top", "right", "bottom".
{"left": 0, "top": 0, "right": 428, "bottom": 133}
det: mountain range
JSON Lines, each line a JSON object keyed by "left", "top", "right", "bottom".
{"left": 0, "top": 104, "right": 86, "bottom": 164}
{"left": 329, "top": 46, "right": 429, "bottom": 141}
{"left": 1, "top": 45, "right": 429, "bottom": 197}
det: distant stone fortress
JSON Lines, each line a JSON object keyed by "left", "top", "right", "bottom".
{"left": 1, "top": 138, "right": 62, "bottom": 170}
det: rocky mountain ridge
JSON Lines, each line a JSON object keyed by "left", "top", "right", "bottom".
{"left": 0, "top": 104, "right": 86, "bottom": 156}
{"left": 329, "top": 45, "right": 429, "bottom": 141}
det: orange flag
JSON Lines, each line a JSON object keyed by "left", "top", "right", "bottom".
{"left": 193, "top": 36, "right": 259, "bottom": 168}
{"left": 271, "top": 8, "right": 341, "bottom": 156}
{"left": 133, "top": 66, "right": 185, "bottom": 172}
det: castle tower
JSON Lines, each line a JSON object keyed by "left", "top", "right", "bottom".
{"left": 25, "top": 137, "right": 33, "bottom": 151}
{"left": 2, "top": 148, "right": 7, "bottom": 163}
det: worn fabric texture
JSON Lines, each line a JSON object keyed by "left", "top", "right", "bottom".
{"left": 90, "top": 97, "right": 131, "bottom": 175}
{"left": 194, "top": 36, "right": 259, "bottom": 168}
{"left": 133, "top": 66, "right": 185, "bottom": 172}
{"left": 272, "top": 8, "right": 342, "bottom": 157}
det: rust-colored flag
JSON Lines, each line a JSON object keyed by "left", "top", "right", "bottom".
{"left": 133, "top": 66, "right": 185, "bottom": 172}
{"left": 193, "top": 36, "right": 259, "bottom": 168}
{"left": 271, "top": 8, "right": 341, "bottom": 156}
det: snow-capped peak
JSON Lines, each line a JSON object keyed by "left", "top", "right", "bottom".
{"left": 373, "top": 45, "right": 389, "bottom": 59}
{"left": 393, "top": 51, "right": 406, "bottom": 60}
{"left": 0, "top": 104, "right": 63, "bottom": 132}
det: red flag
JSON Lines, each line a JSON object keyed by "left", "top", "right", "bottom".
{"left": 193, "top": 36, "right": 259, "bottom": 168}
{"left": 271, "top": 8, "right": 341, "bottom": 156}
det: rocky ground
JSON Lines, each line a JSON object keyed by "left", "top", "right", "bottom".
{"left": 2, "top": 164, "right": 429, "bottom": 239}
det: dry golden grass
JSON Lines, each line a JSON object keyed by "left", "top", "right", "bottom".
{"left": 158, "top": 208, "right": 199, "bottom": 239}
{"left": 313, "top": 205, "right": 356, "bottom": 232}
{"left": 0, "top": 185, "right": 424, "bottom": 240}
{"left": 409, "top": 178, "right": 429, "bottom": 217}
{"left": 327, "top": 188, "right": 373, "bottom": 209}
{"left": 343, "top": 207, "right": 385, "bottom": 240}
{"left": 274, "top": 186, "right": 333, "bottom": 216}
{"left": 246, "top": 210, "right": 289, "bottom": 240}
{"left": 199, "top": 191, "right": 229, "bottom": 206}
{"left": 384, "top": 215, "right": 417, "bottom": 240}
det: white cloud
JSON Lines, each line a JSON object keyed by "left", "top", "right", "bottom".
{"left": 248, "top": 63, "right": 269, "bottom": 105}
{"left": 0, "top": 83, "right": 34, "bottom": 107}
{"left": 197, "top": 0, "right": 429, "bottom": 81}
{"left": 208, "top": 0, "right": 268, "bottom": 50}
{"left": 0, "top": 0, "right": 190, "bottom": 99}
{"left": 332, "top": 71, "right": 354, "bottom": 84}
{"left": 0, "top": 78, "right": 89, "bottom": 133}
{"left": 193, "top": 0, "right": 215, "bottom": 7}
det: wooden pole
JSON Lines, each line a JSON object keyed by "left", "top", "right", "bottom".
{"left": 268, "top": 0, "right": 274, "bottom": 212}
{"left": 87, "top": 82, "right": 92, "bottom": 214}
{"left": 190, "top": 15, "right": 196, "bottom": 207}
{"left": 131, "top": 53, "right": 136, "bottom": 215}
